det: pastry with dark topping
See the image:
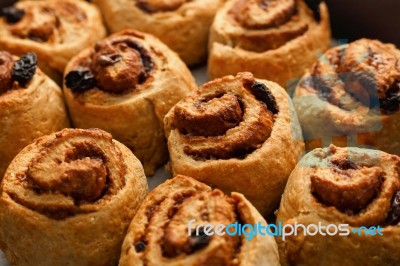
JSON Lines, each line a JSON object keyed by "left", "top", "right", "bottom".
{"left": 63, "top": 30, "right": 197, "bottom": 175}
{"left": 208, "top": 0, "right": 331, "bottom": 87}
{"left": 0, "top": 128, "right": 148, "bottom": 266}
{"left": 164, "top": 72, "right": 304, "bottom": 215}
{"left": 293, "top": 38, "right": 400, "bottom": 155}
{"left": 0, "top": 0, "right": 106, "bottom": 82}
{"left": 119, "top": 175, "right": 280, "bottom": 266}
{"left": 277, "top": 145, "right": 400, "bottom": 265}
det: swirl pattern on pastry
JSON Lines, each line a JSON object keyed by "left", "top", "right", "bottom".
{"left": 293, "top": 38, "right": 400, "bottom": 154}
{"left": 208, "top": 0, "right": 331, "bottom": 86}
{"left": 164, "top": 72, "right": 304, "bottom": 215}
{"left": 168, "top": 72, "right": 277, "bottom": 160}
{"left": 276, "top": 145, "right": 400, "bottom": 265}
{"left": 0, "top": 0, "right": 106, "bottom": 77}
{"left": 63, "top": 30, "right": 196, "bottom": 175}
{"left": 4, "top": 129, "right": 128, "bottom": 219}
{"left": 119, "top": 175, "right": 280, "bottom": 266}
{"left": 0, "top": 128, "right": 148, "bottom": 266}
{"left": 135, "top": 0, "right": 190, "bottom": 13}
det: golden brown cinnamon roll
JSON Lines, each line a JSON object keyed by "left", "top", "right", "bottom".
{"left": 63, "top": 30, "right": 196, "bottom": 175}
{"left": 208, "top": 0, "right": 331, "bottom": 87}
{"left": 0, "top": 128, "right": 148, "bottom": 266}
{"left": 93, "top": 0, "right": 225, "bottom": 65}
{"left": 120, "top": 175, "right": 280, "bottom": 266}
{"left": 164, "top": 72, "right": 304, "bottom": 215}
{"left": 276, "top": 145, "right": 400, "bottom": 265}
{"left": 293, "top": 39, "right": 400, "bottom": 154}
{"left": 0, "top": 51, "right": 70, "bottom": 179}
{"left": 0, "top": 0, "right": 106, "bottom": 82}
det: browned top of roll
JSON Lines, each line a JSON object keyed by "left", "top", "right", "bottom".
{"left": 220, "top": 0, "right": 317, "bottom": 52}
{"left": 2, "top": 128, "right": 127, "bottom": 219}
{"left": 308, "top": 145, "right": 400, "bottom": 226}
{"left": 0, "top": 51, "right": 14, "bottom": 94}
{"left": 301, "top": 39, "right": 400, "bottom": 114}
{"left": 65, "top": 31, "right": 154, "bottom": 94}
{"left": 124, "top": 175, "right": 260, "bottom": 265}
{"left": 168, "top": 72, "right": 279, "bottom": 160}
{"left": 136, "top": 0, "right": 190, "bottom": 13}
{"left": 1, "top": 1, "right": 87, "bottom": 44}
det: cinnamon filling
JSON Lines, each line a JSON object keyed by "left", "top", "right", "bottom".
{"left": 311, "top": 147, "right": 383, "bottom": 213}
{"left": 226, "top": 0, "right": 309, "bottom": 52}
{"left": 66, "top": 38, "right": 154, "bottom": 93}
{"left": 0, "top": 51, "right": 14, "bottom": 94}
{"left": 307, "top": 39, "right": 400, "bottom": 114}
{"left": 172, "top": 73, "right": 277, "bottom": 160}
{"left": 136, "top": 0, "right": 189, "bottom": 13}
{"left": 6, "top": 129, "right": 127, "bottom": 220}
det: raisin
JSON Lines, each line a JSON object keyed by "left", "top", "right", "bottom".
{"left": 380, "top": 81, "right": 400, "bottom": 114}
{"left": 134, "top": 240, "right": 146, "bottom": 252}
{"left": 386, "top": 191, "right": 400, "bottom": 225}
{"left": 1, "top": 7, "right": 25, "bottom": 24}
{"left": 331, "top": 158, "right": 359, "bottom": 170}
{"left": 11, "top": 52, "right": 37, "bottom": 87}
{"left": 65, "top": 70, "right": 95, "bottom": 93}
{"left": 250, "top": 81, "right": 279, "bottom": 114}
{"left": 189, "top": 228, "right": 210, "bottom": 252}
{"left": 304, "top": 0, "right": 322, "bottom": 22}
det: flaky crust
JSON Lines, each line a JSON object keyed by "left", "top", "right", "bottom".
{"left": 120, "top": 175, "right": 280, "bottom": 266}
{"left": 0, "top": 52, "right": 70, "bottom": 180}
{"left": 94, "top": 0, "right": 225, "bottom": 65}
{"left": 63, "top": 30, "right": 196, "bottom": 175}
{"left": 276, "top": 145, "right": 400, "bottom": 265}
{"left": 0, "top": 128, "right": 148, "bottom": 266}
{"left": 293, "top": 39, "right": 400, "bottom": 154}
{"left": 164, "top": 73, "right": 304, "bottom": 215}
{"left": 208, "top": 0, "right": 330, "bottom": 87}
{"left": 0, "top": 0, "right": 106, "bottom": 80}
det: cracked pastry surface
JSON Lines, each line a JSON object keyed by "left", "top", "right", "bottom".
{"left": 0, "top": 0, "right": 106, "bottom": 81}
{"left": 0, "top": 128, "right": 148, "bottom": 266}
{"left": 119, "top": 175, "right": 280, "bottom": 266}
{"left": 208, "top": 0, "right": 331, "bottom": 87}
{"left": 63, "top": 29, "right": 196, "bottom": 175}
{"left": 164, "top": 72, "right": 304, "bottom": 215}
{"left": 293, "top": 38, "right": 400, "bottom": 154}
{"left": 276, "top": 145, "right": 400, "bottom": 266}
{"left": 93, "top": 0, "right": 225, "bottom": 66}
{"left": 0, "top": 50, "right": 70, "bottom": 179}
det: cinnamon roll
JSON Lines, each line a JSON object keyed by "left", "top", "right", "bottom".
{"left": 276, "top": 145, "right": 400, "bottom": 265}
{"left": 208, "top": 0, "right": 331, "bottom": 87}
{"left": 0, "top": 128, "right": 148, "bottom": 266}
{"left": 0, "top": 51, "right": 69, "bottom": 179}
{"left": 0, "top": 0, "right": 106, "bottom": 82}
{"left": 63, "top": 30, "right": 196, "bottom": 175}
{"left": 93, "top": 0, "right": 225, "bottom": 66}
{"left": 120, "top": 175, "right": 280, "bottom": 266}
{"left": 293, "top": 39, "right": 400, "bottom": 154}
{"left": 164, "top": 72, "right": 304, "bottom": 215}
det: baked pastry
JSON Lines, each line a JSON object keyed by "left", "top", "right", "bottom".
{"left": 0, "top": 51, "right": 69, "bottom": 179}
{"left": 276, "top": 145, "right": 400, "bottom": 265}
{"left": 119, "top": 175, "right": 280, "bottom": 266}
{"left": 93, "top": 0, "right": 225, "bottom": 65}
{"left": 0, "top": 128, "right": 148, "bottom": 266}
{"left": 164, "top": 72, "right": 304, "bottom": 215}
{"left": 208, "top": 0, "right": 331, "bottom": 87}
{"left": 0, "top": 0, "right": 106, "bottom": 82}
{"left": 293, "top": 38, "right": 400, "bottom": 154}
{"left": 63, "top": 29, "right": 196, "bottom": 175}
